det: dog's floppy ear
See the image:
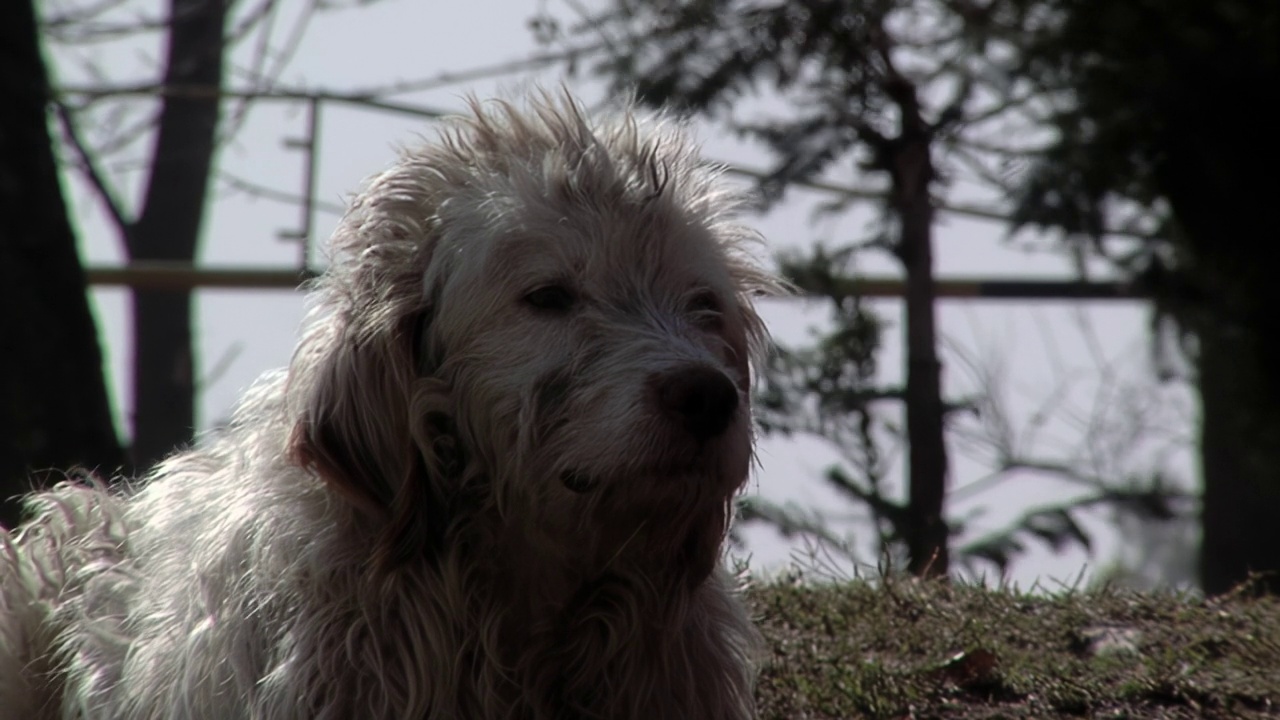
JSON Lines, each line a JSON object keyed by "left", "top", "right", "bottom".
{"left": 286, "top": 164, "right": 462, "bottom": 567}
{"left": 288, "top": 300, "right": 455, "bottom": 569}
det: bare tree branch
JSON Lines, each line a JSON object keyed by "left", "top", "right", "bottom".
{"left": 41, "top": 0, "right": 132, "bottom": 29}
{"left": 354, "top": 41, "right": 609, "bottom": 98}
{"left": 62, "top": 83, "right": 452, "bottom": 119}
{"left": 83, "top": 100, "right": 159, "bottom": 158}
{"left": 52, "top": 100, "right": 133, "bottom": 235}
{"left": 222, "top": 0, "right": 319, "bottom": 141}
{"left": 225, "top": 0, "right": 282, "bottom": 46}
{"left": 52, "top": 78, "right": 1155, "bottom": 243}
{"left": 218, "top": 170, "right": 346, "bottom": 215}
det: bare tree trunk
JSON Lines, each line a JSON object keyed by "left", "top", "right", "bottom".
{"left": 1156, "top": 85, "right": 1280, "bottom": 595}
{"left": 0, "top": 0, "right": 123, "bottom": 528}
{"left": 878, "top": 71, "right": 950, "bottom": 577}
{"left": 896, "top": 135, "right": 950, "bottom": 577}
{"left": 126, "top": 0, "right": 227, "bottom": 469}
{"left": 1197, "top": 332, "right": 1280, "bottom": 594}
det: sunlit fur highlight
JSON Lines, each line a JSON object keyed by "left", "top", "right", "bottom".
{"left": 0, "top": 89, "right": 781, "bottom": 719}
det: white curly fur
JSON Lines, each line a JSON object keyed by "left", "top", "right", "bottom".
{"left": 0, "top": 89, "right": 780, "bottom": 720}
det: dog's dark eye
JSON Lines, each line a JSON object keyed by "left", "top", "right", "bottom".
{"left": 686, "top": 290, "right": 724, "bottom": 327}
{"left": 524, "top": 285, "right": 576, "bottom": 314}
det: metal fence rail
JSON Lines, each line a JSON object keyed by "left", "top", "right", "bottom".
{"left": 84, "top": 263, "right": 1144, "bottom": 299}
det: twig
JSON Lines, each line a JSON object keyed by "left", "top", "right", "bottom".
{"left": 53, "top": 100, "right": 133, "bottom": 237}
{"left": 55, "top": 85, "right": 1159, "bottom": 239}
{"left": 222, "top": 0, "right": 318, "bottom": 143}
{"left": 353, "top": 41, "right": 609, "bottom": 98}
{"left": 61, "top": 83, "right": 452, "bottom": 121}
{"left": 219, "top": 171, "right": 346, "bottom": 215}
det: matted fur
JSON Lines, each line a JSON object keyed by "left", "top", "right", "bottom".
{"left": 0, "top": 90, "right": 780, "bottom": 719}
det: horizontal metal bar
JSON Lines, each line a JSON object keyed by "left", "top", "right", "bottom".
{"left": 87, "top": 264, "right": 317, "bottom": 291}
{"left": 84, "top": 263, "right": 1144, "bottom": 300}
{"left": 846, "top": 278, "right": 1142, "bottom": 300}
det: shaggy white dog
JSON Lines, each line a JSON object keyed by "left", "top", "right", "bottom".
{"left": 0, "top": 90, "right": 779, "bottom": 719}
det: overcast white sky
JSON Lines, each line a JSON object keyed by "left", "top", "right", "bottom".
{"left": 50, "top": 0, "right": 1196, "bottom": 589}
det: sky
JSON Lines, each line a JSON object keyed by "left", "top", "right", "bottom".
{"left": 49, "top": 0, "right": 1197, "bottom": 589}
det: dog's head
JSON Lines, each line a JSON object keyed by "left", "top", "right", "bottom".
{"left": 288, "top": 91, "right": 780, "bottom": 577}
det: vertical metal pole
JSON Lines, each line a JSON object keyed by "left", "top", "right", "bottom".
{"left": 279, "top": 96, "right": 321, "bottom": 271}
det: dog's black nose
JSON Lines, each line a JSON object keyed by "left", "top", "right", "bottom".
{"left": 657, "top": 366, "right": 740, "bottom": 441}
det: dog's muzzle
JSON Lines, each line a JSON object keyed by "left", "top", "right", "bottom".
{"left": 557, "top": 365, "right": 741, "bottom": 494}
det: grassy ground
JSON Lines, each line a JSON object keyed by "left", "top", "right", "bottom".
{"left": 747, "top": 574, "right": 1280, "bottom": 719}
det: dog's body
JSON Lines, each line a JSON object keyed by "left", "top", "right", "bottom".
{"left": 1, "top": 92, "right": 777, "bottom": 719}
